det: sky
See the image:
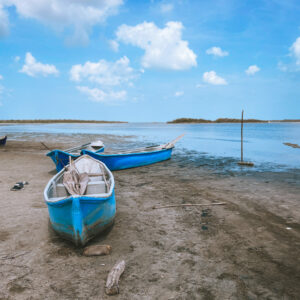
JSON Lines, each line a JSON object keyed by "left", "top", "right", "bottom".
{"left": 0, "top": 0, "right": 300, "bottom": 122}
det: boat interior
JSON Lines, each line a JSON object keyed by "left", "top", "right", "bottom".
{"left": 102, "top": 144, "right": 168, "bottom": 155}
{"left": 100, "top": 135, "right": 181, "bottom": 154}
{"left": 64, "top": 142, "right": 104, "bottom": 155}
{"left": 47, "top": 157, "right": 112, "bottom": 202}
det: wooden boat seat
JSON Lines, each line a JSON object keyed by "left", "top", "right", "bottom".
{"left": 88, "top": 175, "right": 103, "bottom": 181}
{"left": 85, "top": 181, "right": 107, "bottom": 194}
{"left": 56, "top": 183, "right": 70, "bottom": 197}
{"left": 55, "top": 180, "right": 107, "bottom": 198}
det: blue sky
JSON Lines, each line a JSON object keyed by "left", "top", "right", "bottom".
{"left": 0, "top": 0, "right": 300, "bottom": 122}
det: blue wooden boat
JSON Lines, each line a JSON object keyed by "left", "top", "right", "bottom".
{"left": 81, "top": 134, "right": 184, "bottom": 171}
{"left": 47, "top": 141, "right": 105, "bottom": 172}
{"left": 0, "top": 135, "right": 7, "bottom": 146}
{"left": 44, "top": 155, "right": 115, "bottom": 246}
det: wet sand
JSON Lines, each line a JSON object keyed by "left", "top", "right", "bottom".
{"left": 0, "top": 137, "right": 299, "bottom": 299}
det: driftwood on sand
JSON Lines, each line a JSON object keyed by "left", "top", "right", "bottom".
{"left": 105, "top": 260, "right": 125, "bottom": 295}
{"left": 237, "top": 161, "right": 254, "bottom": 166}
{"left": 83, "top": 245, "right": 112, "bottom": 256}
{"left": 284, "top": 142, "right": 300, "bottom": 149}
{"left": 152, "top": 202, "right": 226, "bottom": 209}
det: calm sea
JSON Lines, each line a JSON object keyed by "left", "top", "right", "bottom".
{"left": 1, "top": 122, "right": 300, "bottom": 172}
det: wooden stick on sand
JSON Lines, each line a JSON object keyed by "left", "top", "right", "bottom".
{"left": 152, "top": 202, "right": 226, "bottom": 209}
{"left": 40, "top": 142, "right": 51, "bottom": 151}
{"left": 105, "top": 260, "right": 126, "bottom": 295}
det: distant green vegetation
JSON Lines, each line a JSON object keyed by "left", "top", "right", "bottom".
{"left": 278, "top": 119, "right": 300, "bottom": 122}
{"left": 214, "top": 118, "right": 266, "bottom": 123}
{"left": 168, "top": 118, "right": 212, "bottom": 123}
{"left": 0, "top": 119, "right": 127, "bottom": 124}
{"left": 168, "top": 118, "right": 300, "bottom": 124}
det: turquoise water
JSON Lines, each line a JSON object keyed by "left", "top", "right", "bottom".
{"left": 1, "top": 122, "right": 300, "bottom": 171}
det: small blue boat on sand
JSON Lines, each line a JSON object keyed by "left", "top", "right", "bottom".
{"left": 44, "top": 155, "right": 115, "bottom": 246}
{"left": 0, "top": 135, "right": 7, "bottom": 146}
{"left": 47, "top": 140, "right": 105, "bottom": 172}
{"left": 82, "top": 134, "right": 185, "bottom": 171}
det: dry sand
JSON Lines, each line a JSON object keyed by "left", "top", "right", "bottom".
{"left": 0, "top": 137, "right": 299, "bottom": 299}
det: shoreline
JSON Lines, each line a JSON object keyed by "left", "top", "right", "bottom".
{"left": 1, "top": 119, "right": 300, "bottom": 124}
{"left": 0, "top": 119, "right": 128, "bottom": 124}
{"left": 2, "top": 131, "right": 300, "bottom": 172}
{"left": 168, "top": 121, "right": 300, "bottom": 124}
{"left": 167, "top": 118, "right": 300, "bottom": 124}
{"left": 0, "top": 136, "right": 299, "bottom": 298}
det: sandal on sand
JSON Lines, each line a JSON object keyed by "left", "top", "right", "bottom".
{"left": 10, "top": 181, "right": 29, "bottom": 191}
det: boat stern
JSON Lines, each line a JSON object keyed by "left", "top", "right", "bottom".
{"left": 46, "top": 194, "right": 116, "bottom": 247}
{"left": 46, "top": 150, "right": 79, "bottom": 172}
{"left": 71, "top": 197, "right": 86, "bottom": 246}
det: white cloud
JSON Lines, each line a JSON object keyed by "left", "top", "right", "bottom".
{"left": 71, "top": 57, "right": 138, "bottom": 104}
{"left": 0, "top": 74, "right": 3, "bottom": 80}
{"left": 160, "top": 3, "right": 174, "bottom": 13}
{"left": 70, "top": 56, "right": 135, "bottom": 86}
{"left": 116, "top": 21, "right": 197, "bottom": 70}
{"left": 76, "top": 86, "right": 126, "bottom": 103}
{"left": 277, "top": 38, "right": 300, "bottom": 72}
{"left": 174, "top": 91, "right": 184, "bottom": 97}
{"left": 245, "top": 65, "right": 260, "bottom": 75}
{"left": 20, "top": 52, "right": 59, "bottom": 77}
{"left": 290, "top": 37, "right": 300, "bottom": 65}
{"left": 206, "top": 46, "right": 228, "bottom": 57}
{"left": 0, "top": 5, "right": 9, "bottom": 37}
{"left": 108, "top": 40, "right": 119, "bottom": 52}
{"left": 1, "top": 0, "right": 123, "bottom": 44}
{"left": 203, "top": 71, "right": 227, "bottom": 85}
{"left": 14, "top": 56, "right": 20, "bottom": 62}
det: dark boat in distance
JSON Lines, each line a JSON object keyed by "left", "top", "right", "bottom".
{"left": 0, "top": 135, "right": 7, "bottom": 146}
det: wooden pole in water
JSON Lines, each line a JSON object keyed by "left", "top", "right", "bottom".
{"left": 237, "top": 110, "right": 254, "bottom": 166}
{"left": 241, "top": 109, "right": 244, "bottom": 162}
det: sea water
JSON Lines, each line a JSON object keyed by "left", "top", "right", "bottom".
{"left": 1, "top": 122, "right": 299, "bottom": 171}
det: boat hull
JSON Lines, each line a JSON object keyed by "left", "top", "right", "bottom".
{"left": 82, "top": 148, "right": 173, "bottom": 171}
{"left": 46, "top": 194, "right": 116, "bottom": 246}
{"left": 0, "top": 136, "right": 7, "bottom": 146}
{"left": 47, "top": 147, "right": 105, "bottom": 172}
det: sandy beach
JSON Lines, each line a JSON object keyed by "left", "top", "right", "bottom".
{"left": 0, "top": 136, "right": 299, "bottom": 299}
